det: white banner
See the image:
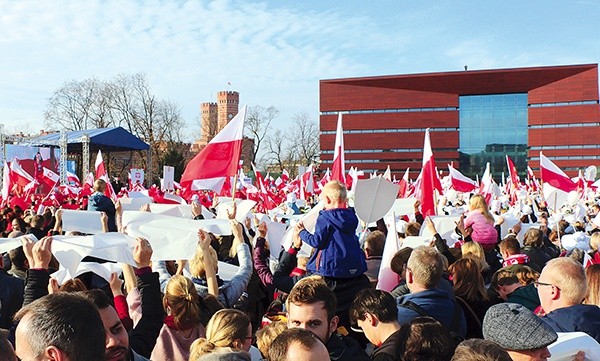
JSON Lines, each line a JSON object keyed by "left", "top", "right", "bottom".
{"left": 61, "top": 209, "right": 104, "bottom": 234}
{"left": 163, "top": 166, "right": 175, "bottom": 191}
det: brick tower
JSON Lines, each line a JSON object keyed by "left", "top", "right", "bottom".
{"left": 217, "top": 91, "right": 239, "bottom": 132}
{"left": 200, "top": 102, "right": 218, "bottom": 144}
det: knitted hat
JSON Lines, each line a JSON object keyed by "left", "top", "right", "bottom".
{"left": 483, "top": 303, "right": 557, "bottom": 351}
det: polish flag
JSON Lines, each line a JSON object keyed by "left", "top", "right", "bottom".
{"left": 383, "top": 166, "right": 392, "bottom": 181}
{"left": 479, "top": 162, "right": 495, "bottom": 204}
{"left": 94, "top": 150, "right": 116, "bottom": 201}
{"left": 419, "top": 129, "right": 438, "bottom": 217}
{"left": 540, "top": 152, "right": 577, "bottom": 192}
{"left": 506, "top": 156, "right": 521, "bottom": 188}
{"left": 181, "top": 105, "right": 247, "bottom": 192}
{"left": 331, "top": 113, "right": 346, "bottom": 183}
{"left": 448, "top": 164, "right": 477, "bottom": 192}
{"left": 398, "top": 168, "right": 410, "bottom": 198}
{"left": 9, "top": 158, "right": 35, "bottom": 187}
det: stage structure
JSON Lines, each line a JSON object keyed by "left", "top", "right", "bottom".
{"left": 20, "top": 127, "right": 150, "bottom": 185}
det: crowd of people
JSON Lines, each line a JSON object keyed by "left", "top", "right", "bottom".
{"left": 1, "top": 175, "right": 600, "bottom": 361}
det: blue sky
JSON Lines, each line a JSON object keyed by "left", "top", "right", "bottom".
{"left": 1, "top": 1, "right": 599, "bottom": 140}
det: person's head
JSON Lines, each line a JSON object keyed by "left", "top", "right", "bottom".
{"left": 584, "top": 264, "right": 600, "bottom": 307}
{"left": 11, "top": 218, "right": 21, "bottom": 232}
{"left": 523, "top": 228, "right": 544, "bottom": 248}
{"left": 404, "top": 222, "right": 421, "bottom": 237}
{"left": 286, "top": 276, "right": 338, "bottom": 343}
{"left": 59, "top": 278, "right": 87, "bottom": 293}
{"left": 461, "top": 241, "right": 489, "bottom": 271}
{"left": 321, "top": 181, "right": 347, "bottom": 209}
{"left": 498, "top": 236, "right": 521, "bottom": 258}
{"left": 590, "top": 232, "right": 600, "bottom": 252}
{"left": 9, "top": 246, "right": 28, "bottom": 271}
{"left": 538, "top": 257, "right": 587, "bottom": 313}
{"left": 268, "top": 328, "right": 329, "bottom": 361}
{"left": 364, "top": 230, "right": 385, "bottom": 258}
{"left": 83, "top": 289, "right": 129, "bottom": 361}
{"left": 256, "top": 321, "right": 287, "bottom": 359}
{"left": 31, "top": 215, "right": 44, "bottom": 229}
{"left": 189, "top": 243, "right": 218, "bottom": 279}
{"left": 469, "top": 194, "right": 494, "bottom": 222}
{"left": 400, "top": 317, "right": 455, "bottom": 361}
{"left": 93, "top": 179, "right": 107, "bottom": 193}
{"left": 492, "top": 265, "right": 538, "bottom": 300}
{"left": 483, "top": 303, "right": 557, "bottom": 361}
{"left": 0, "top": 329, "right": 17, "bottom": 361}
{"left": 163, "top": 275, "right": 201, "bottom": 330}
{"left": 14, "top": 292, "right": 105, "bottom": 361}
{"left": 448, "top": 257, "right": 488, "bottom": 302}
{"left": 406, "top": 246, "right": 444, "bottom": 291}
{"left": 390, "top": 247, "right": 413, "bottom": 280}
{"left": 451, "top": 339, "right": 512, "bottom": 361}
{"left": 349, "top": 289, "right": 399, "bottom": 346}
{"left": 189, "top": 309, "right": 253, "bottom": 357}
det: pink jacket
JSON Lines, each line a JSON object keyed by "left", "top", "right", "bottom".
{"left": 464, "top": 210, "right": 497, "bottom": 245}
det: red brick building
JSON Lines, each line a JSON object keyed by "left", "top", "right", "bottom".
{"left": 319, "top": 64, "right": 600, "bottom": 178}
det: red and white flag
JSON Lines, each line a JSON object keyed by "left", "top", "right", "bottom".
{"left": 42, "top": 167, "right": 60, "bottom": 188}
{"left": 479, "top": 162, "right": 495, "bottom": 204}
{"left": 331, "top": 113, "right": 346, "bottom": 183}
{"left": 181, "top": 105, "right": 247, "bottom": 192}
{"left": 398, "top": 168, "right": 410, "bottom": 198}
{"left": 383, "top": 165, "right": 392, "bottom": 181}
{"left": 419, "top": 129, "right": 438, "bottom": 217}
{"left": 95, "top": 150, "right": 117, "bottom": 201}
{"left": 448, "top": 164, "right": 477, "bottom": 192}
{"left": 9, "top": 158, "right": 35, "bottom": 188}
{"left": 540, "top": 152, "right": 577, "bottom": 192}
{"left": 66, "top": 170, "right": 81, "bottom": 187}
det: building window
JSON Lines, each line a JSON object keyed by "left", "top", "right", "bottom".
{"left": 459, "top": 93, "right": 528, "bottom": 178}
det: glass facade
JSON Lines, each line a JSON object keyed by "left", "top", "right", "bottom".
{"left": 459, "top": 94, "right": 528, "bottom": 178}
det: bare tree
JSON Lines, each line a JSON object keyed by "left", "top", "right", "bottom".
{"left": 44, "top": 78, "right": 103, "bottom": 131}
{"left": 245, "top": 105, "right": 279, "bottom": 162}
{"left": 264, "top": 128, "right": 288, "bottom": 171}
{"left": 287, "top": 112, "right": 320, "bottom": 166}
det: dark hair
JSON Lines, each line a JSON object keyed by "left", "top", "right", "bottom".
{"left": 405, "top": 222, "right": 421, "bottom": 237}
{"left": 349, "top": 289, "right": 398, "bottom": 324}
{"left": 365, "top": 230, "right": 386, "bottom": 257}
{"left": 13, "top": 292, "right": 105, "bottom": 361}
{"left": 498, "top": 236, "right": 520, "bottom": 255}
{"left": 0, "top": 329, "right": 17, "bottom": 361}
{"left": 287, "top": 276, "right": 337, "bottom": 321}
{"left": 400, "top": 317, "right": 455, "bottom": 361}
{"left": 83, "top": 288, "right": 113, "bottom": 309}
{"left": 451, "top": 339, "right": 511, "bottom": 361}
{"left": 391, "top": 247, "right": 413, "bottom": 276}
{"left": 8, "top": 246, "right": 27, "bottom": 270}
{"left": 31, "top": 214, "right": 44, "bottom": 229}
{"left": 60, "top": 278, "right": 88, "bottom": 293}
{"left": 268, "top": 328, "right": 324, "bottom": 361}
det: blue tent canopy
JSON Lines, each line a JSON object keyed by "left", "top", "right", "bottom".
{"left": 25, "top": 127, "right": 150, "bottom": 152}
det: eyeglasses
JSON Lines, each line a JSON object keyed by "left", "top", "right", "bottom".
{"left": 533, "top": 281, "right": 560, "bottom": 290}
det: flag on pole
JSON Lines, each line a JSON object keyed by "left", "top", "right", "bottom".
{"left": 181, "top": 105, "right": 247, "bottom": 192}
{"left": 448, "top": 164, "right": 477, "bottom": 192}
{"left": 331, "top": 113, "right": 346, "bottom": 183}
{"left": 419, "top": 129, "right": 438, "bottom": 217}
{"left": 539, "top": 152, "right": 577, "bottom": 192}
{"left": 398, "top": 168, "right": 410, "bottom": 198}
{"left": 94, "top": 150, "right": 116, "bottom": 201}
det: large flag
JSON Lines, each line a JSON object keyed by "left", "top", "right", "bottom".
{"left": 539, "top": 152, "right": 577, "bottom": 192}
{"left": 419, "top": 129, "right": 438, "bottom": 217}
{"left": 506, "top": 155, "right": 521, "bottom": 187}
{"left": 42, "top": 167, "right": 60, "bottom": 188}
{"left": 9, "top": 158, "right": 35, "bottom": 188}
{"left": 331, "top": 113, "right": 346, "bottom": 183}
{"left": 181, "top": 105, "right": 247, "bottom": 192}
{"left": 448, "top": 164, "right": 477, "bottom": 192}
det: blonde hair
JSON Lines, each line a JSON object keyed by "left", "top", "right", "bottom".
{"left": 189, "top": 309, "right": 251, "bottom": 359}
{"left": 461, "top": 242, "right": 490, "bottom": 271}
{"left": 584, "top": 264, "right": 600, "bottom": 307}
{"left": 322, "top": 180, "right": 347, "bottom": 202}
{"left": 163, "top": 275, "right": 201, "bottom": 330}
{"left": 256, "top": 321, "right": 287, "bottom": 358}
{"left": 590, "top": 233, "right": 600, "bottom": 251}
{"left": 545, "top": 257, "right": 587, "bottom": 304}
{"left": 189, "top": 243, "right": 218, "bottom": 279}
{"left": 469, "top": 195, "right": 494, "bottom": 223}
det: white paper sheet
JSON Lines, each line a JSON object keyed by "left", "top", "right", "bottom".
{"left": 385, "top": 198, "right": 418, "bottom": 218}
{"left": 419, "top": 215, "right": 461, "bottom": 247}
{"left": 119, "top": 197, "right": 154, "bottom": 211}
{"left": 216, "top": 199, "right": 257, "bottom": 222}
{"left": 279, "top": 202, "right": 325, "bottom": 259}
{"left": 61, "top": 209, "right": 104, "bottom": 234}
{"left": 51, "top": 262, "right": 123, "bottom": 285}
{"left": 548, "top": 332, "right": 600, "bottom": 361}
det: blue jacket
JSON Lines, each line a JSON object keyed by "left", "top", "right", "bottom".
{"left": 541, "top": 304, "right": 600, "bottom": 343}
{"left": 88, "top": 191, "right": 117, "bottom": 231}
{"left": 397, "top": 288, "right": 467, "bottom": 338}
{"left": 300, "top": 208, "right": 367, "bottom": 278}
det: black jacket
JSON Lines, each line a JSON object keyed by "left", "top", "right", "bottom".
{"left": 326, "top": 333, "right": 370, "bottom": 361}
{"left": 371, "top": 329, "right": 403, "bottom": 361}
{"left": 0, "top": 269, "right": 24, "bottom": 329}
